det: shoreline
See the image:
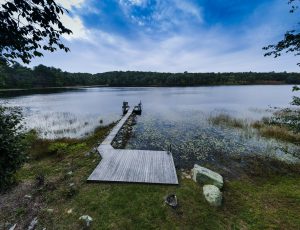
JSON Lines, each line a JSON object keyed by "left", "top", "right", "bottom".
{"left": 0, "top": 85, "right": 108, "bottom": 92}
{"left": 0, "top": 82, "right": 296, "bottom": 92}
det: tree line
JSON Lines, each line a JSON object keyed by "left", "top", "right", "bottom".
{"left": 1, "top": 63, "right": 300, "bottom": 89}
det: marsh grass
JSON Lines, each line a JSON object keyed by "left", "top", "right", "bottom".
{"left": 210, "top": 113, "right": 300, "bottom": 145}
{"left": 24, "top": 112, "right": 108, "bottom": 139}
{"left": 252, "top": 121, "right": 300, "bottom": 145}
{"left": 208, "top": 114, "right": 246, "bottom": 129}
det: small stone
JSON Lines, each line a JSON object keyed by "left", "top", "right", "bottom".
{"left": 203, "top": 185, "right": 222, "bottom": 207}
{"left": 24, "top": 195, "right": 32, "bottom": 199}
{"left": 47, "top": 209, "right": 54, "bottom": 213}
{"left": 9, "top": 224, "right": 17, "bottom": 230}
{"left": 67, "top": 208, "right": 73, "bottom": 214}
{"left": 164, "top": 194, "right": 178, "bottom": 208}
{"left": 185, "top": 174, "right": 191, "bottom": 179}
{"left": 181, "top": 172, "right": 192, "bottom": 179}
{"left": 28, "top": 217, "right": 38, "bottom": 230}
{"left": 67, "top": 171, "right": 73, "bottom": 176}
{"left": 79, "top": 215, "right": 93, "bottom": 227}
{"left": 69, "top": 183, "right": 75, "bottom": 187}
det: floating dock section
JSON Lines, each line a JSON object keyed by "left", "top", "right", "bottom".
{"left": 88, "top": 108, "right": 178, "bottom": 184}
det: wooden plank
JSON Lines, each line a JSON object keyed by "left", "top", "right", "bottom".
{"left": 88, "top": 107, "right": 178, "bottom": 185}
{"left": 88, "top": 150, "right": 178, "bottom": 184}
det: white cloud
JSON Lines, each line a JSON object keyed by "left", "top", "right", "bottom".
{"left": 29, "top": 24, "right": 300, "bottom": 73}
{"left": 50, "top": 0, "right": 92, "bottom": 41}
{"left": 128, "top": 0, "right": 146, "bottom": 6}
{"left": 120, "top": 0, "right": 147, "bottom": 7}
{"left": 119, "top": 0, "right": 203, "bottom": 29}
{"left": 173, "top": 0, "right": 202, "bottom": 22}
{"left": 59, "top": 0, "right": 86, "bottom": 10}
{"left": 60, "top": 14, "right": 90, "bottom": 40}
{"left": 58, "top": 0, "right": 92, "bottom": 41}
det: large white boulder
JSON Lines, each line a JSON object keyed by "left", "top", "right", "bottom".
{"left": 203, "top": 185, "right": 222, "bottom": 207}
{"left": 192, "top": 164, "right": 223, "bottom": 189}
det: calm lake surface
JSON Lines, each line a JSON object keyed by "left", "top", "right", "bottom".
{"left": 1, "top": 85, "right": 299, "bottom": 168}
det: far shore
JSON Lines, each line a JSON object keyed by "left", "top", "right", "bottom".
{"left": 0, "top": 85, "right": 109, "bottom": 91}
{"left": 0, "top": 81, "right": 296, "bottom": 92}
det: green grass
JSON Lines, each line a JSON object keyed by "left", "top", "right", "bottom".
{"left": 1, "top": 125, "right": 300, "bottom": 229}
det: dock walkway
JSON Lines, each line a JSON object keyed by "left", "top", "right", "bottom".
{"left": 88, "top": 108, "right": 178, "bottom": 184}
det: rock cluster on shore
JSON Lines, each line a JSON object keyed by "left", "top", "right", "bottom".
{"left": 192, "top": 164, "right": 223, "bottom": 207}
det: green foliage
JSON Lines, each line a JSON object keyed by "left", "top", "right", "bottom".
{"left": 271, "top": 87, "right": 300, "bottom": 134}
{"left": 0, "top": 105, "right": 26, "bottom": 190}
{"left": 264, "top": 0, "right": 300, "bottom": 66}
{"left": 62, "top": 184, "right": 78, "bottom": 199}
{"left": 48, "top": 142, "right": 69, "bottom": 157}
{"left": 68, "top": 143, "right": 87, "bottom": 152}
{"left": 0, "top": 63, "right": 300, "bottom": 89}
{"left": 0, "top": 0, "right": 71, "bottom": 65}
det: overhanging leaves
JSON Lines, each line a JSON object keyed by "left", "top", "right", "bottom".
{"left": 0, "top": 0, "right": 72, "bottom": 65}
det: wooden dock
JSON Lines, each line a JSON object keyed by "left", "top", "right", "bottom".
{"left": 88, "top": 108, "right": 178, "bottom": 185}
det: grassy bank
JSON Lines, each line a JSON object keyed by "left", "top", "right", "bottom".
{"left": 1, "top": 125, "right": 300, "bottom": 229}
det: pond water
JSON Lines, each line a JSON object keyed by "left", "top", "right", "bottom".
{"left": 1, "top": 85, "right": 299, "bottom": 168}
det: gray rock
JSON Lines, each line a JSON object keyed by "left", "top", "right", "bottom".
{"left": 79, "top": 215, "right": 93, "bottom": 227}
{"left": 181, "top": 172, "right": 191, "bottom": 179}
{"left": 28, "top": 217, "right": 38, "bottom": 230}
{"left": 9, "top": 224, "right": 17, "bottom": 230}
{"left": 24, "top": 195, "right": 32, "bottom": 199}
{"left": 46, "top": 209, "right": 54, "bottom": 213}
{"left": 192, "top": 164, "right": 223, "bottom": 188}
{"left": 203, "top": 185, "right": 222, "bottom": 207}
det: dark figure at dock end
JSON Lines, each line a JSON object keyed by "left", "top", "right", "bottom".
{"left": 133, "top": 101, "right": 142, "bottom": 115}
{"left": 122, "top": 101, "right": 129, "bottom": 115}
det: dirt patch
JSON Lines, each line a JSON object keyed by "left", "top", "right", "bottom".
{"left": 0, "top": 180, "right": 46, "bottom": 229}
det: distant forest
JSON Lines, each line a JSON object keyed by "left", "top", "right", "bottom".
{"left": 1, "top": 63, "right": 300, "bottom": 89}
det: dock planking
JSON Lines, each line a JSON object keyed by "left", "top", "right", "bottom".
{"left": 88, "top": 107, "right": 178, "bottom": 185}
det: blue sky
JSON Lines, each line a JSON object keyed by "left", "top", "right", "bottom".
{"left": 29, "top": 0, "right": 300, "bottom": 73}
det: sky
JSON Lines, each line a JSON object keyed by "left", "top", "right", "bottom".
{"left": 28, "top": 0, "right": 300, "bottom": 73}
